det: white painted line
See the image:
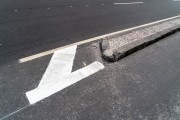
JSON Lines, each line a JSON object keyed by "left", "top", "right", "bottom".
{"left": 26, "top": 61, "right": 104, "bottom": 104}
{"left": 19, "top": 15, "right": 180, "bottom": 63}
{"left": 38, "top": 45, "right": 77, "bottom": 88}
{"left": 114, "top": 2, "right": 143, "bottom": 5}
{"left": 173, "top": 0, "right": 180, "bottom": 1}
{"left": 0, "top": 105, "right": 30, "bottom": 120}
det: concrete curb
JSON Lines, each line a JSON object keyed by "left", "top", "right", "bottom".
{"left": 100, "top": 18, "right": 180, "bottom": 62}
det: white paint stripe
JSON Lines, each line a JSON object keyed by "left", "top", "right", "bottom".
{"left": 173, "top": 0, "right": 180, "bottom": 1}
{"left": 114, "top": 2, "right": 143, "bottom": 5}
{"left": 26, "top": 61, "right": 104, "bottom": 104}
{"left": 38, "top": 45, "right": 77, "bottom": 88}
{"left": 0, "top": 105, "right": 30, "bottom": 120}
{"left": 19, "top": 15, "right": 180, "bottom": 63}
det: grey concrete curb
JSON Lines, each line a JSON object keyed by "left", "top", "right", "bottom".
{"left": 100, "top": 19, "right": 180, "bottom": 62}
{"left": 100, "top": 37, "right": 115, "bottom": 62}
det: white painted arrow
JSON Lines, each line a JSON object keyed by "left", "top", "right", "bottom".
{"left": 38, "top": 45, "right": 77, "bottom": 88}
{"left": 26, "top": 45, "right": 104, "bottom": 104}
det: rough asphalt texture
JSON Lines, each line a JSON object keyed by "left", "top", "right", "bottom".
{"left": 1, "top": 0, "right": 180, "bottom": 65}
{"left": 1, "top": 0, "right": 180, "bottom": 119}
{"left": 1, "top": 32, "right": 180, "bottom": 120}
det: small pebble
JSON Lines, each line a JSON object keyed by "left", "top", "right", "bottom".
{"left": 14, "top": 10, "right": 18, "bottom": 12}
{"left": 83, "top": 62, "right": 87, "bottom": 67}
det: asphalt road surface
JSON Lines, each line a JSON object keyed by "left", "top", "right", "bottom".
{"left": 1, "top": 29, "right": 180, "bottom": 120}
{"left": 1, "top": 0, "right": 180, "bottom": 119}
{"left": 1, "top": 0, "right": 180, "bottom": 64}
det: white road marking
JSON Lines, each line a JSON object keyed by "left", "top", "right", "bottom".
{"left": 114, "top": 2, "right": 143, "bottom": 5}
{"left": 0, "top": 105, "right": 30, "bottom": 120}
{"left": 173, "top": 0, "right": 180, "bottom": 1}
{"left": 26, "top": 45, "right": 104, "bottom": 104}
{"left": 38, "top": 45, "right": 77, "bottom": 88}
{"left": 101, "top": 4, "right": 104, "bottom": 5}
{"left": 26, "top": 61, "right": 104, "bottom": 104}
{"left": 19, "top": 15, "right": 180, "bottom": 63}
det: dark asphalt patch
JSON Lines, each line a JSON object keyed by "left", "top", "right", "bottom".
{"left": 2, "top": 32, "right": 180, "bottom": 120}
{"left": 0, "top": 55, "right": 52, "bottom": 118}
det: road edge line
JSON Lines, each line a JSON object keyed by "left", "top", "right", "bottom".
{"left": 19, "top": 15, "right": 180, "bottom": 63}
